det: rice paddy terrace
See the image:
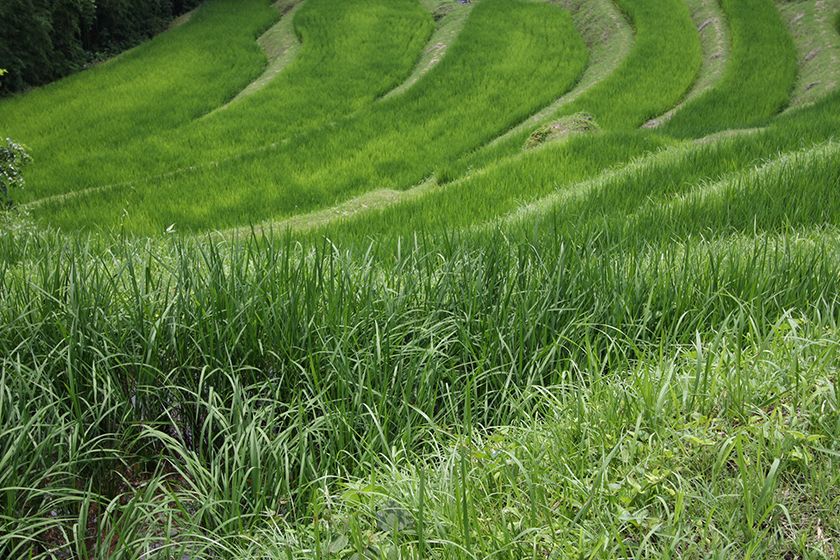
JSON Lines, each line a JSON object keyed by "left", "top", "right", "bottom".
{"left": 1, "top": 0, "right": 840, "bottom": 557}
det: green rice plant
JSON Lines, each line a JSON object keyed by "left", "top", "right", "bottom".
{"left": 663, "top": 0, "right": 798, "bottom": 138}
{"left": 502, "top": 87, "right": 840, "bottom": 249}
{"left": 624, "top": 141, "right": 840, "bottom": 241}
{"left": 0, "top": 0, "right": 279, "bottom": 200}
{"left": 436, "top": 0, "right": 702, "bottom": 185}
{"left": 553, "top": 0, "right": 701, "bottom": 130}
{"left": 311, "top": 131, "right": 669, "bottom": 241}
{"left": 7, "top": 0, "right": 433, "bottom": 203}
{"left": 30, "top": 0, "right": 588, "bottom": 233}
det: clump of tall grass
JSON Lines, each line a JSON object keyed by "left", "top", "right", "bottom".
{"left": 239, "top": 318, "right": 840, "bottom": 558}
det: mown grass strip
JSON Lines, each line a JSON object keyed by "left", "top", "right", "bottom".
{"left": 645, "top": 0, "right": 729, "bottom": 127}
{"left": 502, "top": 88, "right": 840, "bottom": 250}
{"left": 380, "top": 0, "right": 475, "bottom": 100}
{"left": 663, "top": 0, "right": 798, "bottom": 138}
{"left": 213, "top": 0, "right": 306, "bottom": 111}
{"left": 778, "top": 0, "right": 840, "bottom": 110}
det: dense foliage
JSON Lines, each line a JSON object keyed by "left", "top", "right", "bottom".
{"left": 0, "top": 0, "right": 201, "bottom": 94}
{"left": 0, "top": 138, "right": 30, "bottom": 207}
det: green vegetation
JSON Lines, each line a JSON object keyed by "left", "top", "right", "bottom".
{"left": 436, "top": 0, "right": 702, "bottom": 188}
{"left": 28, "top": 0, "right": 588, "bottom": 233}
{"left": 777, "top": 0, "right": 840, "bottom": 109}
{"left": 1, "top": 0, "right": 840, "bottom": 558}
{"left": 1, "top": 227, "right": 838, "bottom": 557}
{"left": 0, "top": 0, "right": 279, "bottom": 200}
{"left": 3, "top": 0, "right": 433, "bottom": 202}
{"left": 664, "top": 0, "right": 798, "bottom": 137}
{"left": 312, "top": 131, "right": 669, "bottom": 239}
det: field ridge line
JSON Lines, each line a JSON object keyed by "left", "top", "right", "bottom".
{"left": 207, "top": 0, "right": 304, "bottom": 115}
{"left": 646, "top": 0, "right": 729, "bottom": 128}
{"left": 379, "top": 0, "right": 475, "bottom": 100}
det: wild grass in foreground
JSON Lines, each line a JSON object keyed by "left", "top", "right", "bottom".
{"left": 0, "top": 227, "right": 838, "bottom": 558}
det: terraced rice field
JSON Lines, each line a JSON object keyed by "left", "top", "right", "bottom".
{"left": 1, "top": 0, "right": 839, "bottom": 558}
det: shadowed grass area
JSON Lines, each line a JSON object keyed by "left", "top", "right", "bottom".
{"left": 663, "top": 0, "right": 797, "bottom": 138}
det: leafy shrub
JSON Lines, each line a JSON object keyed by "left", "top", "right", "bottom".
{"left": 0, "top": 138, "right": 31, "bottom": 208}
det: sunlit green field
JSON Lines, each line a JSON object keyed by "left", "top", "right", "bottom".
{"left": 1, "top": 0, "right": 840, "bottom": 557}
